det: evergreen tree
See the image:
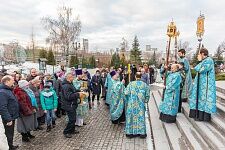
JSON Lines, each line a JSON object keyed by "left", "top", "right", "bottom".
{"left": 89, "top": 55, "right": 96, "bottom": 68}
{"left": 214, "top": 45, "right": 224, "bottom": 61}
{"left": 148, "top": 50, "right": 157, "bottom": 66}
{"left": 39, "top": 49, "right": 47, "bottom": 58}
{"left": 120, "top": 53, "right": 127, "bottom": 67}
{"left": 111, "top": 52, "right": 120, "bottom": 69}
{"left": 191, "top": 49, "right": 199, "bottom": 66}
{"left": 130, "top": 35, "right": 142, "bottom": 64}
{"left": 69, "top": 54, "right": 79, "bottom": 68}
{"left": 82, "top": 56, "right": 88, "bottom": 68}
{"left": 47, "top": 50, "right": 56, "bottom": 65}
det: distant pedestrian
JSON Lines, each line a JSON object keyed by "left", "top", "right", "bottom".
{"left": 101, "top": 69, "right": 107, "bottom": 100}
{"left": 91, "top": 70, "right": 102, "bottom": 105}
{"left": 141, "top": 68, "right": 150, "bottom": 85}
{"left": 149, "top": 66, "right": 155, "bottom": 84}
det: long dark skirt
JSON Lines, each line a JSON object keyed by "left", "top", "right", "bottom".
{"left": 159, "top": 112, "right": 176, "bottom": 123}
{"left": 189, "top": 109, "right": 211, "bottom": 122}
{"left": 17, "top": 113, "right": 38, "bottom": 133}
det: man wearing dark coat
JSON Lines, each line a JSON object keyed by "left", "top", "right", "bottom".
{"left": 91, "top": 70, "right": 102, "bottom": 105}
{"left": 131, "top": 65, "right": 137, "bottom": 81}
{"left": 61, "top": 73, "right": 81, "bottom": 138}
{"left": 101, "top": 69, "right": 107, "bottom": 100}
{"left": 149, "top": 66, "right": 155, "bottom": 84}
{"left": 0, "top": 75, "right": 19, "bottom": 150}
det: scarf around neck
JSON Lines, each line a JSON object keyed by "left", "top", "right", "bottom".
{"left": 24, "top": 88, "right": 38, "bottom": 108}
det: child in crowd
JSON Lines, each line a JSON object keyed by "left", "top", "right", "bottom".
{"left": 40, "top": 82, "right": 58, "bottom": 132}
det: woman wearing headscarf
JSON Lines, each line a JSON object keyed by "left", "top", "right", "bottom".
{"left": 13, "top": 80, "right": 38, "bottom": 142}
{"left": 29, "top": 76, "right": 44, "bottom": 130}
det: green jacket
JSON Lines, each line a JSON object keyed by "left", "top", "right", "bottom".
{"left": 40, "top": 88, "right": 58, "bottom": 110}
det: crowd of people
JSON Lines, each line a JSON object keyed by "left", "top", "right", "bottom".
{"left": 0, "top": 63, "right": 154, "bottom": 150}
{"left": 0, "top": 47, "right": 217, "bottom": 150}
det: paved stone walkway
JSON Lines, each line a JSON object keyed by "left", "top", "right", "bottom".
{"left": 14, "top": 101, "right": 148, "bottom": 150}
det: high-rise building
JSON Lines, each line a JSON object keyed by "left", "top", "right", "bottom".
{"left": 146, "top": 45, "right": 151, "bottom": 51}
{"left": 83, "top": 39, "right": 88, "bottom": 52}
{"left": 146, "top": 45, "right": 158, "bottom": 51}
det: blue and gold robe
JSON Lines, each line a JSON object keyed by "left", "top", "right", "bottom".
{"left": 105, "top": 73, "right": 113, "bottom": 105}
{"left": 73, "top": 79, "right": 88, "bottom": 117}
{"left": 159, "top": 71, "right": 182, "bottom": 116}
{"left": 189, "top": 57, "right": 216, "bottom": 114}
{"left": 110, "top": 79, "right": 125, "bottom": 121}
{"left": 124, "top": 80, "right": 150, "bottom": 135}
{"left": 178, "top": 57, "right": 193, "bottom": 99}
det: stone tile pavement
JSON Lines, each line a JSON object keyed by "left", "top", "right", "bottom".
{"left": 14, "top": 101, "right": 148, "bottom": 150}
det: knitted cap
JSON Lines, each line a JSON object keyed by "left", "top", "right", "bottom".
{"left": 18, "top": 80, "right": 29, "bottom": 88}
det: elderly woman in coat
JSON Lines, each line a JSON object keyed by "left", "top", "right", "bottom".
{"left": 29, "top": 76, "right": 44, "bottom": 130}
{"left": 13, "top": 80, "right": 38, "bottom": 142}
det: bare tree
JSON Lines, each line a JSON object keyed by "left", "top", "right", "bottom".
{"left": 179, "top": 41, "right": 193, "bottom": 61}
{"left": 214, "top": 41, "right": 225, "bottom": 60}
{"left": 41, "top": 6, "right": 81, "bottom": 66}
{"left": 120, "top": 37, "right": 128, "bottom": 52}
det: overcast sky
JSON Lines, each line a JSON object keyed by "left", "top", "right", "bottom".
{"left": 0, "top": 0, "right": 225, "bottom": 54}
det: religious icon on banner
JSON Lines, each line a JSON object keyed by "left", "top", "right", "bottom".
{"left": 167, "top": 21, "right": 177, "bottom": 38}
{"left": 196, "top": 14, "right": 205, "bottom": 37}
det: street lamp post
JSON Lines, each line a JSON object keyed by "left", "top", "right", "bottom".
{"left": 38, "top": 58, "right": 47, "bottom": 73}
{"left": 0, "top": 57, "right": 5, "bottom": 72}
{"left": 96, "top": 59, "right": 99, "bottom": 68}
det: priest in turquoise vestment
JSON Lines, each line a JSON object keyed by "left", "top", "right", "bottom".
{"left": 177, "top": 49, "right": 193, "bottom": 102}
{"left": 109, "top": 71, "right": 126, "bottom": 124}
{"left": 159, "top": 64, "right": 182, "bottom": 123}
{"left": 189, "top": 48, "right": 216, "bottom": 122}
{"left": 105, "top": 72, "right": 113, "bottom": 106}
{"left": 124, "top": 72, "right": 150, "bottom": 138}
{"left": 73, "top": 70, "right": 89, "bottom": 126}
